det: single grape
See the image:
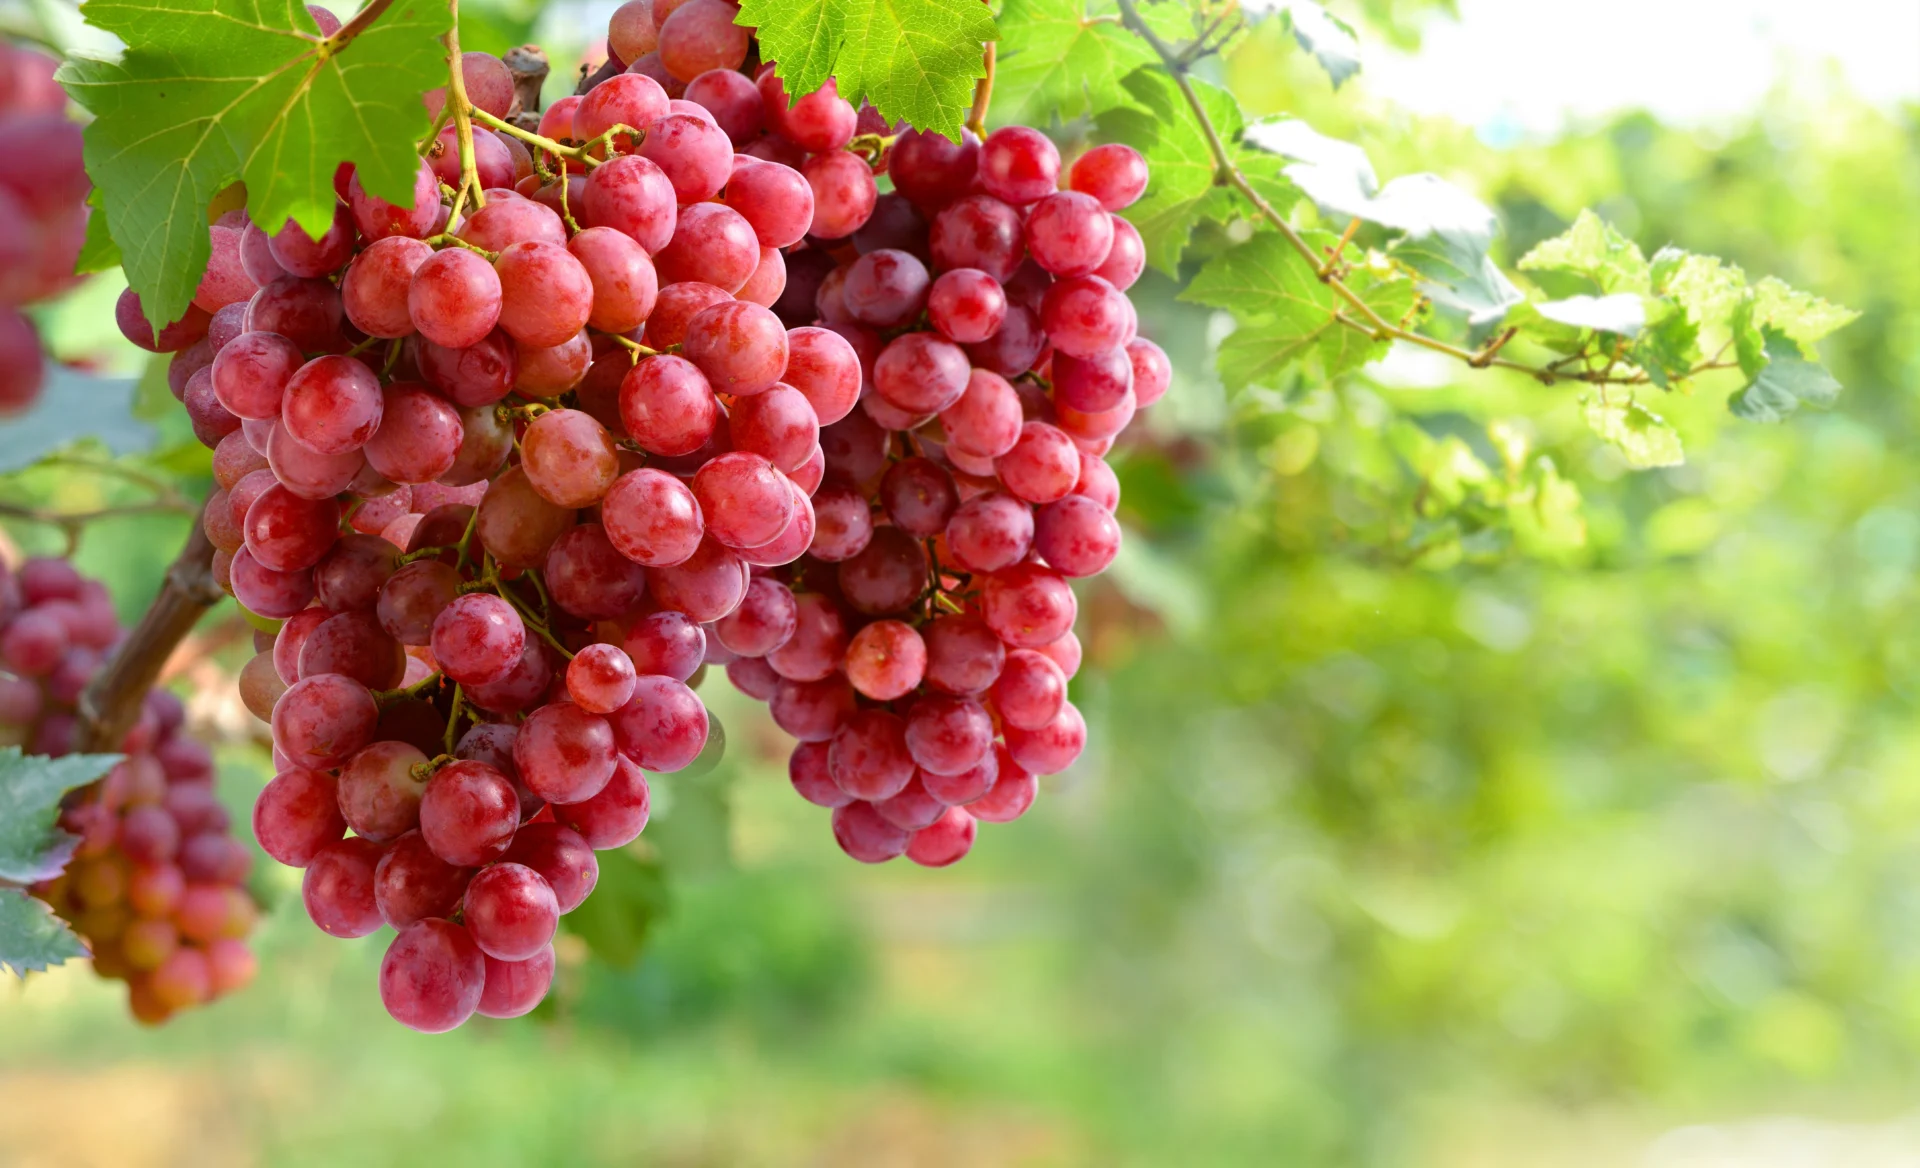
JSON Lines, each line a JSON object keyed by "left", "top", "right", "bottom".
{"left": 931, "top": 195, "right": 1025, "bottom": 283}
{"left": 981, "top": 562, "right": 1077, "bottom": 648}
{"left": 348, "top": 159, "right": 441, "bottom": 242}
{"left": 418, "top": 760, "right": 520, "bottom": 866}
{"left": 907, "top": 807, "right": 977, "bottom": 867}
{"left": 682, "top": 299, "right": 789, "bottom": 394}
{"left": 521, "top": 408, "right": 619, "bottom": 507}
{"left": 477, "top": 945, "right": 555, "bottom": 1020}
{"left": 828, "top": 709, "right": 915, "bottom": 801}
{"left": 380, "top": 918, "right": 486, "bottom": 1033}
{"left": 837, "top": 526, "right": 929, "bottom": 615}
{"left": 569, "top": 227, "right": 659, "bottom": 334}
{"left": 377, "top": 559, "right": 461, "bottom": 645}
{"left": 513, "top": 701, "right": 618, "bottom": 804}
{"left": 1069, "top": 142, "right": 1149, "bottom": 210}
{"left": 566, "top": 643, "right": 639, "bottom": 714}
{"left": 1034, "top": 494, "right": 1123, "bottom": 577}
{"left": 873, "top": 332, "right": 969, "bottom": 415}
{"left": 842, "top": 249, "right": 930, "bottom": 329}
{"left": 831, "top": 800, "right": 910, "bottom": 863}
{"left": 1039, "top": 275, "right": 1131, "bottom": 358}
{"left": 1071, "top": 451, "right": 1121, "bottom": 511}
{"left": 889, "top": 127, "right": 980, "bottom": 211}
{"left": 430, "top": 593, "right": 527, "bottom": 686}
{"left": 267, "top": 204, "right": 356, "bottom": 278}
{"left": 879, "top": 457, "right": 959, "bottom": 537}
{"left": 462, "top": 862, "right": 558, "bottom": 962}
{"left": 618, "top": 353, "right": 720, "bottom": 457}
{"left": 979, "top": 126, "right": 1060, "bottom": 205}
{"left": 409, "top": 249, "right": 502, "bottom": 349}
{"left": 601, "top": 467, "right": 705, "bottom": 567}
{"left": 609, "top": 674, "right": 708, "bottom": 771}
{"left": 573, "top": 71, "right": 671, "bottom": 149}
{"left": 654, "top": 201, "right": 760, "bottom": 292}
{"left": 1094, "top": 215, "right": 1145, "bottom": 291}
{"left": 713, "top": 576, "right": 798, "bottom": 657}
{"left": 684, "top": 66, "right": 764, "bottom": 143}
{"left": 582, "top": 154, "right": 679, "bottom": 254}
{"left": 844, "top": 620, "right": 926, "bottom": 701}
{"left": 789, "top": 739, "right": 854, "bottom": 806}
{"left": 802, "top": 151, "right": 878, "bottom": 239}
{"left": 657, "top": 0, "right": 750, "bottom": 80}
{"left": 904, "top": 696, "right": 993, "bottom": 775}
{"left": 691, "top": 452, "right": 795, "bottom": 550}
{"left": 1127, "top": 337, "right": 1171, "bottom": 408}
{"left": 551, "top": 753, "right": 652, "bottom": 848}
{"left": 336, "top": 740, "right": 431, "bottom": 842}
{"left": 728, "top": 383, "right": 819, "bottom": 472}
{"left": 298, "top": 610, "right": 407, "bottom": 690}
{"left": 373, "top": 829, "right": 472, "bottom": 928}
{"left": 638, "top": 111, "right": 733, "bottom": 202}
{"left": 416, "top": 328, "right": 519, "bottom": 407}
{"left": 494, "top": 240, "right": 594, "bottom": 348}
{"left": 302, "top": 836, "right": 385, "bottom": 937}
{"left": 808, "top": 484, "right": 875, "bottom": 562}
{"left": 545, "top": 523, "right": 650, "bottom": 620}
{"left": 272, "top": 673, "right": 378, "bottom": 769}
{"left": 503, "top": 822, "right": 598, "bottom": 912}
{"left": 475, "top": 465, "right": 578, "bottom": 570}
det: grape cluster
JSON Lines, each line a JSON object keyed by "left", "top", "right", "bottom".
{"left": 0, "top": 42, "right": 89, "bottom": 415}
{"left": 111, "top": 0, "right": 1154, "bottom": 1025}
{"left": 2, "top": 557, "right": 258, "bottom": 1025}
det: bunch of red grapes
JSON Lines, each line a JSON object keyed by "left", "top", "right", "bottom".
{"left": 0, "top": 41, "right": 89, "bottom": 415}
{"left": 108, "top": 0, "right": 1157, "bottom": 1029}
{"left": 2, "top": 557, "right": 257, "bottom": 1024}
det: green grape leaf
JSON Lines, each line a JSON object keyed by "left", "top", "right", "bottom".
{"left": 1583, "top": 395, "right": 1684, "bottom": 469}
{"left": 1502, "top": 299, "right": 1587, "bottom": 355}
{"left": 739, "top": 0, "right": 996, "bottom": 140}
{"left": 562, "top": 847, "right": 670, "bottom": 968}
{"left": 0, "top": 367, "right": 155, "bottom": 475}
{"left": 1750, "top": 276, "right": 1859, "bottom": 348}
{"left": 76, "top": 188, "right": 121, "bottom": 274}
{"left": 993, "top": 0, "right": 1158, "bottom": 124}
{"left": 1395, "top": 238, "right": 1523, "bottom": 327}
{"left": 1183, "top": 233, "right": 1411, "bottom": 388}
{"left": 1533, "top": 293, "right": 1645, "bottom": 336}
{"left": 60, "top": 0, "right": 451, "bottom": 335}
{"left": 1728, "top": 328, "right": 1842, "bottom": 423}
{"left": 1517, "top": 209, "right": 1649, "bottom": 295}
{"left": 0, "top": 748, "right": 122, "bottom": 884}
{"left": 1, "top": 890, "right": 88, "bottom": 978}
{"left": 1652, "top": 247, "right": 1746, "bottom": 333}
{"left": 1098, "top": 68, "right": 1245, "bottom": 274}
{"left": 1631, "top": 297, "right": 1702, "bottom": 389}
{"left": 1732, "top": 294, "right": 1767, "bottom": 379}
{"left": 1280, "top": 2, "right": 1361, "bottom": 88}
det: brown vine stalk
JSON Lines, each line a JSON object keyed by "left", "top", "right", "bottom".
{"left": 1111, "top": 0, "right": 1734, "bottom": 389}
{"left": 72, "top": 498, "right": 224, "bottom": 752}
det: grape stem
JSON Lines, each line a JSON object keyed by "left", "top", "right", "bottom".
{"left": 604, "top": 333, "right": 667, "bottom": 362}
{"left": 966, "top": 42, "right": 995, "bottom": 137}
{"left": 373, "top": 670, "right": 444, "bottom": 705}
{"left": 443, "top": 687, "right": 466, "bottom": 755}
{"left": 468, "top": 108, "right": 639, "bottom": 172}
{"left": 423, "top": 233, "right": 500, "bottom": 262}
{"left": 443, "top": 0, "right": 485, "bottom": 219}
{"left": 1112, "top": 0, "right": 1739, "bottom": 389}
{"left": 71, "top": 497, "right": 225, "bottom": 752}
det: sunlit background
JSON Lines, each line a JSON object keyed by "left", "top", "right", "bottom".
{"left": 3, "top": 1, "right": 1918, "bottom": 1164}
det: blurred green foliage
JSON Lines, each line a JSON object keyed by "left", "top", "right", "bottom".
{"left": 4, "top": 8, "right": 1918, "bottom": 1167}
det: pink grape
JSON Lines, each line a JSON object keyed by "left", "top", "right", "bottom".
{"left": 418, "top": 760, "right": 520, "bottom": 866}
{"left": 1004, "top": 700, "right": 1086, "bottom": 774}
{"left": 879, "top": 457, "right": 958, "bottom": 537}
{"left": 997, "top": 421, "right": 1080, "bottom": 504}
{"left": 931, "top": 195, "right": 1024, "bottom": 283}
{"left": 503, "top": 823, "right": 598, "bottom": 913}
{"left": 766, "top": 592, "right": 847, "bottom": 681}
{"left": 844, "top": 620, "right": 926, "bottom": 701}
{"left": 619, "top": 354, "right": 719, "bottom": 456}
{"left": 623, "top": 610, "right": 706, "bottom": 680}
{"left": 1128, "top": 337, "right": 1171, "bottom": 408}
{"left": 1039, "top": 275, "right": 1131, "bottom": 358}
{"left": 873, "top": 332, "right": 969, "bottom": 414}
{"left": 430, "top": 593, "right": 526, "bottom": 686}
{"left": 545, "top": 523, "right": 649, "bottom": 620}
{"left": 602, "top": 467, "right": 705, "bottom": 567}
{"left": 808, "top": 484, "right": 875, "bottom": 562}
{"left": 609, "top": 674, "right": 708, "bottom": 771}
{"left": 769, "top": 676, "right": 856, "bottom": 742}
{"left": 713, "top": 576, "right": 797, "bottom": 657}
{"left": 513, "top": 700, "right": 618, "bottom": 804}
{"left": 230, "top": 547, "right": 316, "bottom": 618}
{"left": 648, "top": 535, "right": 748, "bottom": 622}
{"left": 349, "top": 159, "right": 441, "bottom": 242}
{"left": 268, "top": 204, "right": 355, "bottom": 277}
{"left": 831, "top": 801, "right": 910, "bottom": 863}
{"left": 904, "top": 696, "right": 992, "bottom": 775}
{"left": 1094, "top": 216, "right": 1145, "bottom": 290}
{"left": 417, "top": 328, "right": 518, "bottom": 407}
{"left": 685, "top": 67, "right": 764, "bottom": 143}
{"left": 927, "top": 268, "right": 1007, "bottom": 344}
{"left": 342, "top": 236, "right": 434, "bottom": 338}
{"left": 566, "top": 643, "right": 638, "bottom": 714}
{"left": 1024, "top": 191, "right": 1114, "bottom": 277}
{"left": 1034, "top": 494, "right": 1123, "bottom": 576}
{"left": 657, "top": 0, "right": 750, "bottom": 80}
{"left": 875, "top": 774, "right": 946, "bottom": 832}
{"left": 969, "top": 745, "right": 1037, "bottom": 822}
{"left": 781, "top": 326, "right": 862, "bottom": 426}
{"left": 242, "top": 483, "right": 340, "bottom": 571}
{"left": 907, "top": 806, "right": 978, "bottom": 867}
{"left": 302, "top": 837, "right": 384, "bottom": 937}
{"left": 803, "top": 151, "right": 877, "bottom": 239}
{"left": 478, "top": 946, "right": 555, "bottom": 1020}
{"left": 979, "top": 125, "right": 1060, "bottom": 205}
{"left": 377, "top": 559, "right": 461, "bottom": 645}
{"left": 722, "top": 383, "right": 816, "bottom": 473}
{"left": 966, "top": 302, "right": 1046, "bottom": 378}
{"left": 272, "top": 673, "right": 378, "bottom": 769}
{"left": 981, "top": 562, "right": 1077, "bottom": 648}
{"left": 494, "top": 240, "right": 594, "bottom": 348}
{"left": 790, "top": 740, "right": 854, "bottom": 807}
{"left": 842, "top": 249, "right": 930, "bottom": 329}
{"left": 682, "top": 299, "right": 788, "bottom": 394}
{"left": 463, "top": 862, "right": 558, "bottom": 962}
{"left": 1069, "top": 142, "right": 1149, "bottom": 210}
{"left": 654, "top": 201, "right": 760, "bottom": 292}
{"left": 691, "top": 452, "right": 794, "bottom": 550}
{"left": 723, "top": 159, "right": 814, "bottom": 248}
{"left": 992, "top": 649, "right": 1068, "bottom": 731}
{"left": 521, "top": 408, "right": 619, "bottom": 507}
{"left": 252, "top": 767, "right": 345, "bottom": 867}
{"left": 337, "top": 740, "right": 431, "bottom": 842}
{"left": 1071, "top": 451, "right": 1121, "bottom": 511}
{"left": 738, "top": 477, "right": 815, "bottom": 567}
{"left": 737, "top": 244, "right": 788, "bottom": 307}
{"left": 582, "top": 155, "right": 678, "bottom": 254}
{"left": 380, "top": 918, "right": 486, "bottom": 1033}
{"left": 476, "top": 465, "right": 577, "bottom": 569}
{"left": 573, "top": 71, "right": 670, "bottom": 147}
{"left": 551, "top": 754, "right": 652, "bottom": 848}
{"left": 920, "top": 749, "right": 997, "bottom": 805}
{"left": 364, "top": 382, "right": 463, "bottom": 484}
{"left": 889, "top": 127, "right": 980, "bottom": 211}
{"left": 409, "top": 249, "right": 502, "bottom": 349}
{"left": 828, "top": 709, "right": 914, "bottom": 801}
{"left": 638, "top": 112, "right": 732, "bottom": 202}
{"left": 569, "top": 227, "right": 659, "bottom": 333}
{"left": 374, "top": 830, "right": 472, "bottom": 928}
